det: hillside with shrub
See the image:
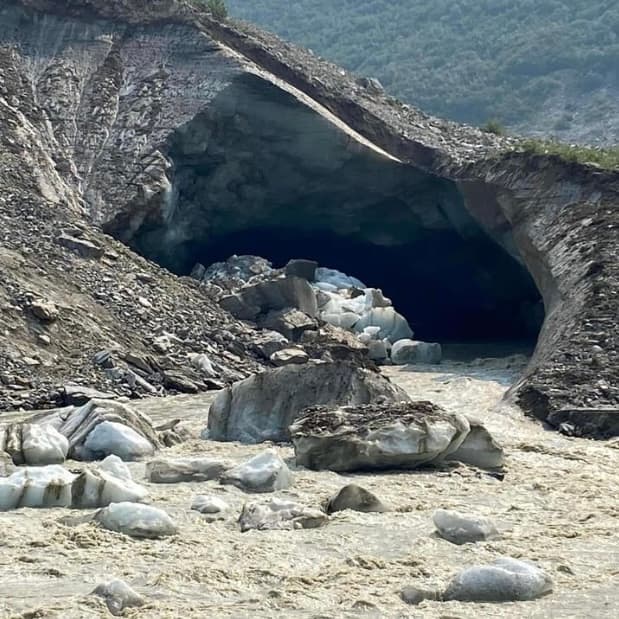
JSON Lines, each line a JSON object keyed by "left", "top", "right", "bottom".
{"left": 227, "top": 0, "right": 619, "bottom": 145}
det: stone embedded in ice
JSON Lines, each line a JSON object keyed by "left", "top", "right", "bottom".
{"left": 354, "top": 307, "right": 413, "bottom": 343}
{"left": 239, "top": 497, "right": 328, "bottom": 532}
{"left": 21, "top": 423, "right": 69, "bottom": 465}
{"left": 443, "top": 557, "right": 553, "bottom": 602}
{"left": 96, "top": 502, "right": 177, "bottom": 538}
{"left": 391, "top": 339, "right": 442, "bottom": 365}
{"left": 98, "top": 455, "right": 132, "bottom": 481}
{"left": 71, "top": 468, "right": 148, "bottom": 509}
{"left": 145, "top": 457, "right": 227, "bottom": 483}
{"left": 191, "top": 494, "right": 229, "bottom": 515}
{"left": 220, "top": 449, "right": 292, "bottom": 493}
{"left": 433, "top": 508, "right": 499, "bottom": 544}
{"left": 83, "top": 421, "right": 155, "bottom": 461}
{"left": 0, "top": 465, "right": 74, "bottom": 510}
{"left": 92, "top": 579, "right": 145, "bottom": 616}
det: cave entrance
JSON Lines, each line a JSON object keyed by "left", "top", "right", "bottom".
{"left": 122, "top": 73, "right": 544, "bottom": 353}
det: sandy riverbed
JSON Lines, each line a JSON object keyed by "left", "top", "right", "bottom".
{"left": 0, "top": 358, "right": 617, "bottom": 618}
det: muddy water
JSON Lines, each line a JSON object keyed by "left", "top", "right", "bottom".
{"left": 0, "top": 359, "right": 617, "bottom": 618}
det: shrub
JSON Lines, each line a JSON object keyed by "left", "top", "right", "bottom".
{"left": 197, "top": 0, "right": 228, "bottom": 21}
{"left": 481, "top": 119, "right": 506, "bottom": 135}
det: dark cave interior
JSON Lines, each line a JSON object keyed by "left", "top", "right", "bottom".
{"left": 125, "top": 73, "right": 544, "bottom": 345}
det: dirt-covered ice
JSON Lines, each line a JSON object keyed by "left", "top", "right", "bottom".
{"left": 0, "top": 358, "right": 617, "bottom": 618}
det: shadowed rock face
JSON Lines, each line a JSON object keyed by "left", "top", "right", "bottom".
{"left": 0, "top": 0, "right": 617, "bottom": 435}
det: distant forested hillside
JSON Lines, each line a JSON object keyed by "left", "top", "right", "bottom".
{"left": 227, "top": 0, "right": 619, "bottom": 145}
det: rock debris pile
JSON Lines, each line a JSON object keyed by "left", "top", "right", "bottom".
{"left": 193, "top": 255, "right": 443, "bottom": 368}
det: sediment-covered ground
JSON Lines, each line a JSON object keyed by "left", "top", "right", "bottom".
{"left": 0, "top": 358, "right": 617, "bottom": 618}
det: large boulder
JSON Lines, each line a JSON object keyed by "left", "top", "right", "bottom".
{"left": 290, "top": 401, "right": 501, "bottom": 472}
{"left": 325, "top": 484, "right": 388, "bottom": 514}
{"left": 219, "top": 276, "right": 318, "bottom": 321}
{"left": 207, "top": 361, "right": 410, "bottom": 443}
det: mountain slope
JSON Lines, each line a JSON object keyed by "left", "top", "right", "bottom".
{"left": 228, "top": 0, "right": 619, "bottom": 145}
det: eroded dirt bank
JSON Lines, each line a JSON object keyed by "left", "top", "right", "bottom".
{"left": 0, "top": 359, "right": 617, "bottom": 618}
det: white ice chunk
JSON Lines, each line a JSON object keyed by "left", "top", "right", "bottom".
{"left": 96, "top": 502, "right": 177, "bottom": 538}
{"left": 433, "top": 508, "right": 499, "bottom": 544}
{"left": 92, "top": 579, "right": 145, "bottom": 615}
{"left": 0, "top": 465, "right": 74, "bottom": 510}
{"left": 84, "top": 421, "right": 155, "bottom": 461}
{"left": 72, "top": 468, "right": 148, "bottom": 508}
{"left": 315, "top": 267, "right": 365, "bottom": 290}
{"left": 220, "top": 449, "right": 292, "bottom": 493}
{"left": 354, "top": 307, "right": 413, "bottom": 343}
{"left": 191, "top": 494, "right": 230, "bottom": 514}
{"left": 21, "top": 424, "right": 69, "bottom": 465}
{"left": 98, "top": 455, "right": 132, "bottom": 481}
{"left": 444, "top": 557, "right": 553, "bottom": 602}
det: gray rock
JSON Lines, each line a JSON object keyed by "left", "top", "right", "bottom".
{"left": 325, "top": 484, "right": 388, "bottom": 514}
{"left": 220, "top": 275, "right": 318, "bottom": 321}
{"left": 433, "top": 509, "right": 499, "bottom": 544}
{"left": 207, "top": 361, "right": 410, "bottom": 443}
{"left": 290, "top": 401, "right": 474, "bottom": 472}
{"left": 162, "top": 371, "right": 199, "bottom": 394}
{"left": 367, "top": 339, "right": 388, "bottom": 362}
{"left": 239, "top": 498, "right": 328, "bottom": 532}
{"left": 56, "top": 232, "right": 104, "bottom": 259}
{"left": 96, "top": 502, "right": 177, "bottom": 538}
{"left": 61, "top": 384, "right": 116, "bottom": 406}
{"left": 547, "top": 407, "right": 619, "bottom": 438}
{"left": 400, "top": 585, "right": 441, "bottom": 605}
{"left": 92, "top": 579, "right": 145, "bottom": 616}
{"left": 391, "top": 339, "right": 442, "bottom": 365}
{"left": 146, "top": 457, "right": 227, "bottom": 483}
{"left": 259, "top": 307, "right": 317, "bottom": 341}
{"left": 285, "top": 259, "right": 318, "bottom": 281}
{"left": 269, "top": 348, "right": 309, "bottom": 367}
{"left": 252, "top": 330, "right": 290, "bottom": 359}
{"left": 29, "top": 299, "right": 59, "bottom": 322}
{"left": 443, "top": 557, "right": 553, "bottom": 602}
{"left": 220, "top": 449, "right": 292, "bottom": 493}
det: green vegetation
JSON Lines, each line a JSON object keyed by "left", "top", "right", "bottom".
{"left": 519, "top": 139, "right": 619, "bottom": 169}
{"left": 228, "top": 0, "right": 618, "bottom": 144}
{"left": 482, "top": 120, "right": 506, "bottom": 136}
{"left": 196, "top": 0, "right": 228, "bottom": 21}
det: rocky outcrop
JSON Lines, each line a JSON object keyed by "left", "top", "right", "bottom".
{"left": 0, "top": 0, "right": 616, "bottom": 437}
